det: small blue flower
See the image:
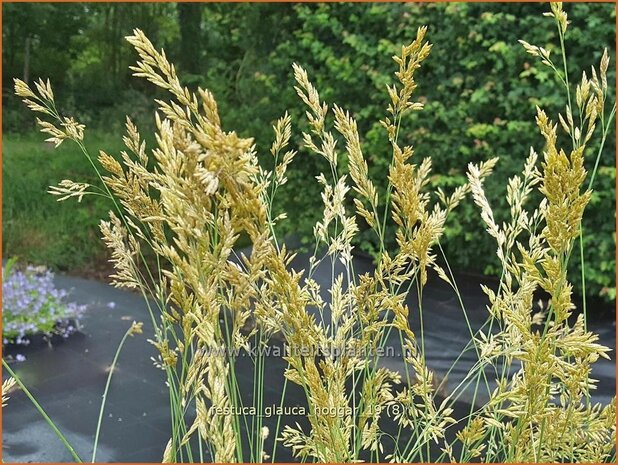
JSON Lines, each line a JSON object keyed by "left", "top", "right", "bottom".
{"left": 2, "top": 263, "right": 86, "bottom": 347}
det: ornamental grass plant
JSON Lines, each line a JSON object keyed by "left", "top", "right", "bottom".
{"left": 6, "top": 3, "right": 616, "bottom": 462}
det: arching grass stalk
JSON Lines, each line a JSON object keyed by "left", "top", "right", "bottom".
{"left": 2, "top": 359, "right": 83, "bottom": 462}
{"left": 578, "top": 102, "right": 616, "bottom": 328}
{"left": 91, "top": 321, "right": 144, "bottom": 462}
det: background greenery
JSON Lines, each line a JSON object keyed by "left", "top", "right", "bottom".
{"left": 3, "top": 3, "right": 615, "bottom": 303}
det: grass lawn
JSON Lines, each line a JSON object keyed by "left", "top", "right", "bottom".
{"left": 2, "top": 130, "right": 125, "bottom": 272}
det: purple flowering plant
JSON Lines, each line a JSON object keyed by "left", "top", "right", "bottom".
{"left": 2, "top": 258, "right": 86, "bottom": 347}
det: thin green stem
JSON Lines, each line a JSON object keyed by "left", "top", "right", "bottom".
{"left": 3, "top": 360, "right": 83, "bottom": 462}
{"left": 92, "top": 324, "right": 136, "bottom": 462}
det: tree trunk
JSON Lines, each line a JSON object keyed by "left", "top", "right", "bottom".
{"left": 23, "top": 36, "right": 30, "bottom": 82}
{"left": 177, "top": 3, "right": 202, "bottom": 75}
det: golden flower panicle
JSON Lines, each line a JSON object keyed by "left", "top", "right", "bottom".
{"left": 536, "top": 107, "right": 591, "bottom": 254}
{"left": 573, "top": 64, "right": 607, "bottom": 145}
{"left": 281, "top": 424, "right": 316, "bottom": 460}
{"left": 576, "top": 71, "right": 592, "bottom": 112}
{"left": 128, "top": 321, "right": 144, "bottom": 336}
{"left": 126, "top": 29, "right": 225, "bottom": 146}
{"left": 456, "top": 417, "right": 486, "bottom": 447}
{"left": 33, "top": 77, "right": 54, "bottom": 102}
{"left": 518, "top": 40, "right": 552, "bottom": 65}
{"left": 2, "top": 377, "right": 17, "bottom": 407}
{"left": 126, "top": 29, "right": 190, "bottom": 105}
{"left": 293, "top": 64, "right": 342, "bottom": 170}
{"left": 388, "top": 144, "right": 427, "bottom": 229}
{"left": 14, "top": 77, "right": 53, "bottom": 103}
{"left": 20, "top": 97, "right": 53, "bottom": 116}
{"left": 439, "top": 156, "right": 499, "bottom": 215}
{"left": 381, "top": 26, "right": 431, "bottom": 141}
{"left": 60, "top": 116, "right": 85, "bottom": 142}
{"left": 333, "top": 104, "right": 379, "bottom": 224}
{"left": 122, "top": 117, "right": 149, "bottom": 165}
{"left": 470, "top": 141, "right": 550, "bottom": 270}
{"left": 98, "top": 150, "right": 124, "bottom": 177}
{"left": 262, "top": 246, "right": 320, "bottom": 351}
{"left": 14, "top": 78, "right": 36, "bottom": 99}
{"left": 270, "top": 112, "right": 297, "bottom": 186}
{"left": 467, "top": 162, "right": 497, "bottom": 236}
{"left": 271, "top": 111, "right": 292, "bottom": 157}
{"left": 600, "top": 47, "right": 609, "bottom": 94}
{"left": 197, "top": 87, "right": 221, "bottom": 127}
{"left": 99, "top": 212, "right": 141, "bottom": 289}
{"left": 358, "top": 367, "right": 400, "bottom": 453}
{"left": 313, "top": 173, "right": 351, "bottom": 245}
{"left": 546, "top": 2, "right": 569, "bottom": 33}
{"left": 312, "top": 184, "right": 357, "bottom": 257}
{"left": 499, "top": 150, "right": 541, "bottom": 252}
{"left": 292, "top": 63, "right": 328, "bottom": 137}
{"left": 15, "top": 78, "right": 86, "bottom": 145}
{"left": 161, "top": 439, "right": 174, "bottom": 463}
{"left": 274, "top": 149, "right": 297, "bottom": 187}
{"left": 97, "top": 142, "right": 163, "bottom": 236}
{"left": 48, "top": 179, "right": 92, "bottom": 203}
{"left": 35, "top": 118, "right": 67, "bottom": 147}
{"left": 384, "top": 56, "right": 486, "bottom": 285}
{"left": 389, "top": 144, "right": 446, "bottom": 285}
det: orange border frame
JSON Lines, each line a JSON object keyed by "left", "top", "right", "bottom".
{"left": 0, "top": 1, "right": 615, "bottom": 464}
